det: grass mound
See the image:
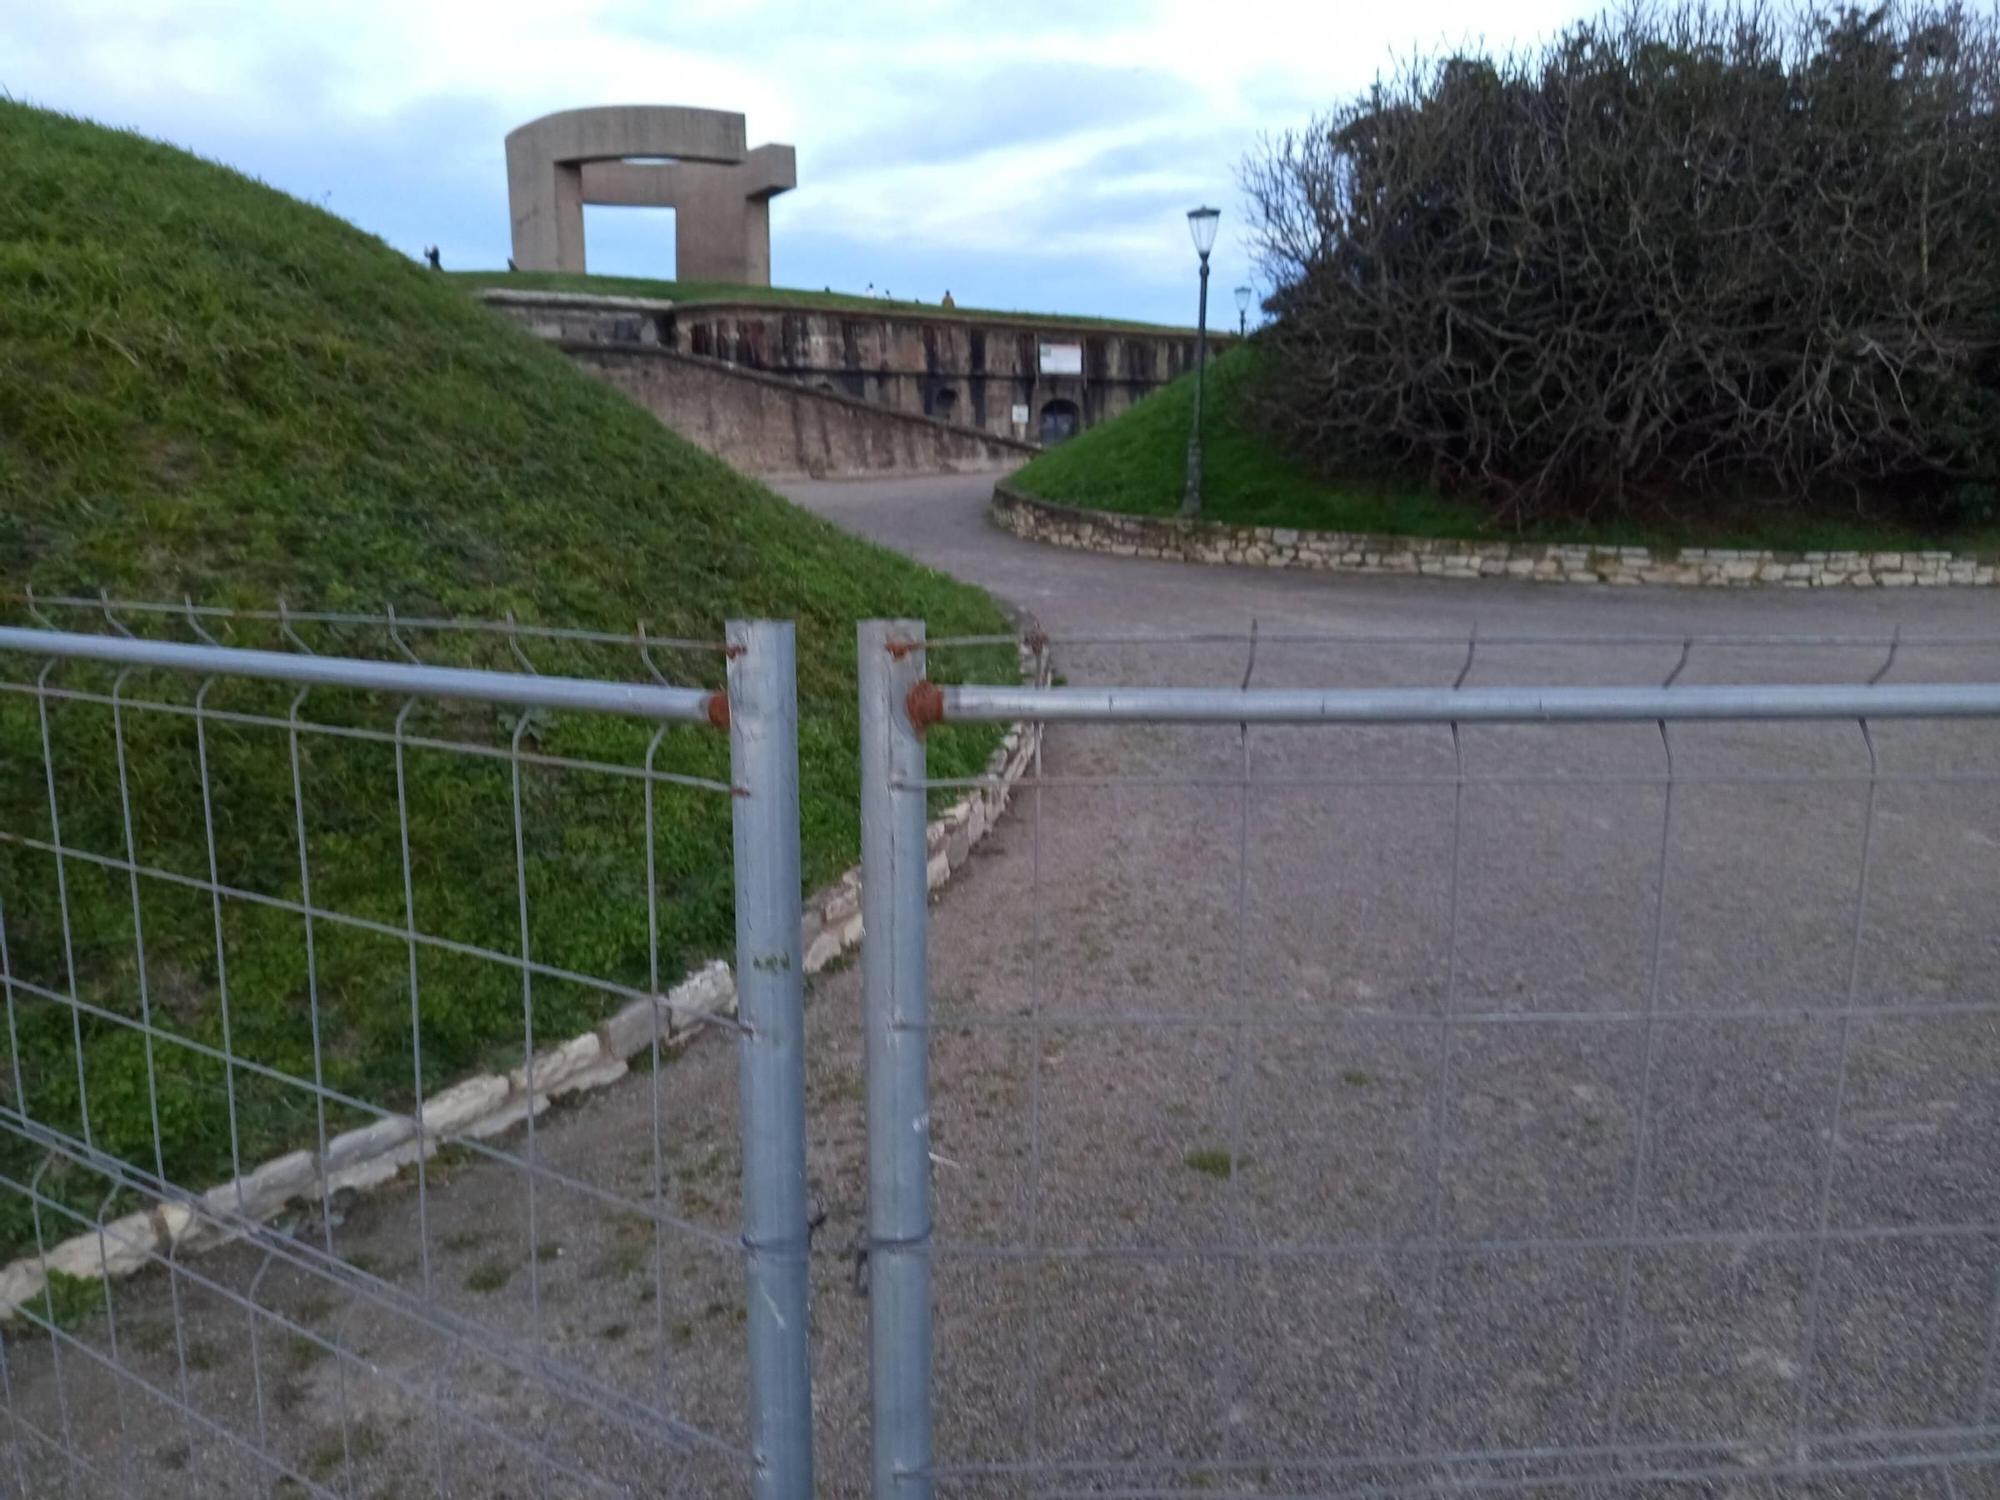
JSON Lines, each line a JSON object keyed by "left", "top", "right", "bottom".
{"left": 0, "top": 101, "right": 1012, "bottom": 1260}
{"left": 1011, "top": 345, "right": 2000, "bottom": 556}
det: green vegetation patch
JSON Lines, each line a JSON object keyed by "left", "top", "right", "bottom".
{"left": 1182, "top": 1148, "right": 1247, "bottom": 1179}
{"left": 1012, "top": 347, "right": 2000, "bottom": 556}
{"left": 0, "top": 101, "right": 1014, "bottom": 1261}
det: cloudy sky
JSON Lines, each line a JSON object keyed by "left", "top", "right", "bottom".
{"left": 3, "top": 0, "right": 1586, "bottom": 325}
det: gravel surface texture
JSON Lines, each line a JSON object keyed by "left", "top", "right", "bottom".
{"left": 6, "top": 473, "right": 1999, "bottom": 1498}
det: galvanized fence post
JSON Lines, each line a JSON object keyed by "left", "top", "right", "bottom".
{"left": 726, "top": 619, "right": 815, "bottom": 1500}
{"left": 858, "top": 619, "right": 934, "bottom": 1500}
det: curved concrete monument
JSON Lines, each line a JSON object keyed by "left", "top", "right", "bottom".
{"left": 505, "top": 105, "right": 796, "bottom": 285}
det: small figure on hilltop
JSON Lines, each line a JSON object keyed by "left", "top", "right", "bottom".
{"left": 423, "top": 245, "right": 442, "bottom": 271}
{"left": 941, "top": 289, "right": 956, "bottom": 308}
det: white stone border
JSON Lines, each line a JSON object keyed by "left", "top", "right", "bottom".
{"left": 992, "top": 483, "right": 1998, "bottom": 588}
{"left": 0, "top": 634, "right": 1049, "bottom": 1318}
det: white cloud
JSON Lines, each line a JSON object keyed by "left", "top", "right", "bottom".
{"left": 0, "top": 0, "right": 1597, "bottom": 322}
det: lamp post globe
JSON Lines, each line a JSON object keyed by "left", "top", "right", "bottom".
{"left": 1234, "top": 284, "right": 1253, "bottom": 337}
{"left": 1182, "top": 207, "right": 1220, "bottom": 518}
{"left": 1187, "top": 205, "right": 1220, "bottom": 257}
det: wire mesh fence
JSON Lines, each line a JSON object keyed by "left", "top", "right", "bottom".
{"left": 9, "top": 595, "right": 2000, "bottom": 1500}
{"left": 865, "top": 621, "right": 2000, "bottom": 1498}
{"left": 0, "top": 596, "right": 810, "bottom": 1499}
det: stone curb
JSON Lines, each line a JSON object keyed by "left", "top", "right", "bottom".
{"left": 0, "top": 961, "right": 734, "bottom": 1319}
{"left": 991, "top": 482, "right": 1999, "bottom": 589}
{"left": 0, "top": 634, "right": 1049, "bottom": 1319}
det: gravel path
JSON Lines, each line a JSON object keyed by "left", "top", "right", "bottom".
{"left": 7, "top": 473, "right": 2000, "bottom": 1498}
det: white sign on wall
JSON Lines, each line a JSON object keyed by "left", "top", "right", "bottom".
{"left": 1038, "top": 341, "right": 1083, "bottom": 376}
{"left": 1011, "top": 403, "right": 1031, "bottom": 425}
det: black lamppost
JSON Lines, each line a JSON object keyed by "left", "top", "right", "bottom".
{"left": 1182, "top": 205, "right": 1220, "bottom": 518}
{"left": 1235, "top": 284, "right": 1253, "bottom": 337}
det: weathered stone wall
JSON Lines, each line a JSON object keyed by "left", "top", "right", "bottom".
{"left": 667, "top": 302, "right": 1209, "bottom": 440}
{"left": 561, "top": 341, "right": 1036, "bottom": 478}
{"left": 483, "top": 288, "right": 677, "bottom": 347}
{"left": 479, "top": 288, "right": 1215, "bottom": 443}
{"left": 992, "top": 484, "right": 1999, "bottom": 588}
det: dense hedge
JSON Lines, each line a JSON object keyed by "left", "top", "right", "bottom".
{"left": 1242, "top": 4, "right": 2000, "bottom": 526}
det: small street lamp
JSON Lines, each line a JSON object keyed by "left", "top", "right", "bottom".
{"left": 1234, "top": 284, "right": 1253, "bottom": 337}
{"left": 1182, "top": 205, "right": 1220, "bottom": 519}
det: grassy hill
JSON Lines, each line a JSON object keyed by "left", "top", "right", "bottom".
{"left": 1013, "top": 345, "right": 2000, "bottom": 556}
{"left": 0, "top": 101, "right": 1012, "bottom": 1261}
{"left": 451, "top": 268, "right": 1185, "bottom": 333}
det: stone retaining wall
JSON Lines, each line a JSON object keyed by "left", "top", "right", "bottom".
{"left": 992, "top": 484, "right": 1998, "bottom": 588}
{"left": 480, "top": 291, "right": 1039, "bottom": 477}
{"left": 0, "top": 637, "right": 1049, "bottom": 1317}
{"left": 565, "top": 343, "right": 1035, "bottom": 478}
{"left": 476, "top": 287, "right": 1218, "bottom": 446}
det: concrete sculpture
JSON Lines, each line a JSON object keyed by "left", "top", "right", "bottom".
{"left": 505, "top": 105, "right": 796, "bottom": 284}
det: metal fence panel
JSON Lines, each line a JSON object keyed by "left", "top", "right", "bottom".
{"left": 861, "top": 620, "right": 2000, "bottom": 1498}
{"left": 0, "top": 600, "right": 810, "bottom": 1498}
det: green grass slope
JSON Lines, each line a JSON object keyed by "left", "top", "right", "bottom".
{"left": 0, "top": 102, "right": 1011, "bottom": 1259}
{"left": 451, "top": 268, "right": 1185, "bottom": 332}
{"left": 1013, "top": 346, "right": 1485, "bottom": 535}
{"left": 1013, "top": 345, "right": 2000, "bottom": 555}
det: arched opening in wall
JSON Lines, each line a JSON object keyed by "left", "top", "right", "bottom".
{"left": 931, "top": 387, "right": 959, "bottom": 421}
{"left": 580, "top": 205, "right": 676, "bottom": 280}
{"left": 1039, "top": 399, "right": 1080, "bottom": 447}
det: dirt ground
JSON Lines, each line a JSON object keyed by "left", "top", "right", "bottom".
{"left": 4, "top": 475, "right": 2000, "bottom": 1498}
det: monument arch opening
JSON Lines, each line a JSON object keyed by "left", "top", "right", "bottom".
{"left": 505, "top": 106, "right": 795, "bottom": 285}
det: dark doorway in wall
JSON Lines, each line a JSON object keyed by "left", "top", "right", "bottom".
{"left": 932, "top": 387, "right": 959, "bottom": 420}
{"left": 1039, "top": 399, "right": 1080, "bottom": 446}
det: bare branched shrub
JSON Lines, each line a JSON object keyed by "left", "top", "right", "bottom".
{"left": 1243, "top": 4, "right": 2000, "bottom": 526}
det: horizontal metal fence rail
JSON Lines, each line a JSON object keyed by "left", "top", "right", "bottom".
{"left": 930, "top": 679, "right": 2000, "bottom": 725}
{"left": 867, "top": 619, "right": 2000, "bottom": 1499}
{"left": 5, "top": 591, "right": 726, "bottom": 656}
{"left": 920, "top": 628, "right": 2000, "bottom": 650}
{"left": 0, "top": 627, "right": 726, "bottom": 724}
{"left": 0, "top": 609, "right": 811, "bottom": 1498}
